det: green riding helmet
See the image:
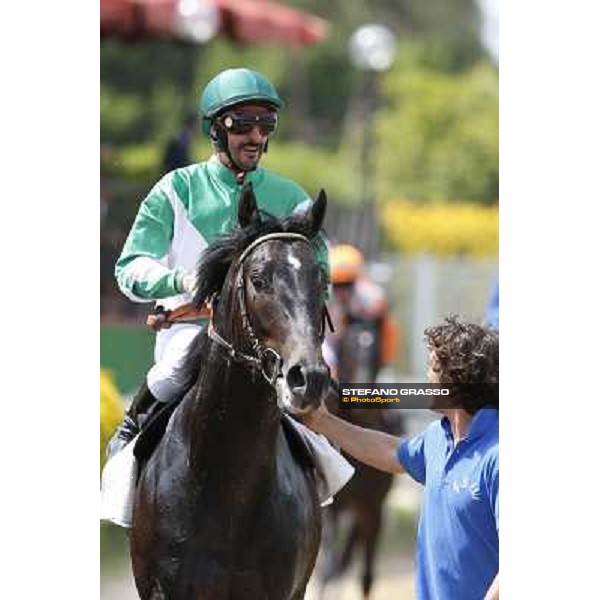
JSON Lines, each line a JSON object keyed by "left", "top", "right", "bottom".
{"left": 200, "top": 68, "right": 284, "bottom": 136}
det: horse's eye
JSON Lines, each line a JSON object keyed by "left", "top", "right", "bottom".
{"left": 251, "top": 276, "right": 269, "bottom": 292}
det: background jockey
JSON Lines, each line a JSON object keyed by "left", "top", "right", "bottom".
{"left": 323, "top": 243, "right": 399, "bottom": 380}
{"left": 106, "top": 68, "right": 331, "bottom": 459}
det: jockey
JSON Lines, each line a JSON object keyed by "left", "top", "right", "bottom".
{"left": 104, "top": 68, "right": 352, "bottom": 509}
{"left": 323, "top": 244, "right": 398, "bottom": 378}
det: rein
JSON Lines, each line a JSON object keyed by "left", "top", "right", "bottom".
{"left": 146, "top": 303, "right": 211, "bottom": 330}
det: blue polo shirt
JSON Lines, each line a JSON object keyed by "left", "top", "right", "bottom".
{"left": 397, "top": 409, "right": 499, "bottom": 600}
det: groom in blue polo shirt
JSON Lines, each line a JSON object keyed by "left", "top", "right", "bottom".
{"left": 303, "top": 316, "right": 499, "bottom": 600}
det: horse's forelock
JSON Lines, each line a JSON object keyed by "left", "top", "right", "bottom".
{"left": 192, "top": 208, "right": 319, "bottom": 309}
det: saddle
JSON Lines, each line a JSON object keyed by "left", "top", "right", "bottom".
{"left": 133, "top": 400, "right": 179, "bottom": 475}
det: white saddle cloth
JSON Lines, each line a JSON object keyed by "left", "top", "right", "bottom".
{"left": 293, "top": 420, "right": 355, "bottom": 507}
{"left": 100, "top": 434, "right": 139, "bottom": 528}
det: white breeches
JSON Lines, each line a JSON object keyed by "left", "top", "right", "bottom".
{"left": 146, "top": 323, "right": 202, "bottom": 402}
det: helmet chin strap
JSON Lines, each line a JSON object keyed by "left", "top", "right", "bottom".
{"left": 210, "top": 122, "right": 269, "bottom": 176}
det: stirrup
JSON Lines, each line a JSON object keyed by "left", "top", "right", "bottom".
{"left": 106, "top": 414, "right": 139, "bottom": 460}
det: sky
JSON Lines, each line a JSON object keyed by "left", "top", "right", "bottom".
{"left": 478, "top": 0, "right": 499, "bottom": 62}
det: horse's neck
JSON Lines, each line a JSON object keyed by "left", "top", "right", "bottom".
{"left": 183, "top": 347, "right": 281, "bottom": 491}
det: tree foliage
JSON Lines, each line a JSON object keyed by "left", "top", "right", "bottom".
{"left": 101, "top": 39, "right": 199, "bottom": 144}
{"left": 376, "top": 60, "right": 498, "bottom": 203}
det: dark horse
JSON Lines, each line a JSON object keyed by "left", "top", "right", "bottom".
{"left": 320, "top": 321, "right": 401, "bottom": 599}
{"left": 131, "top": 185, "right": 332, "bottom": 600}
{"left": 338, "top": 320, "right": 381, "bottom": 384}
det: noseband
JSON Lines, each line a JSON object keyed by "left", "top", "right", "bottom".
{"left": 207, "top": 232, "right": 333, "bottom": 387}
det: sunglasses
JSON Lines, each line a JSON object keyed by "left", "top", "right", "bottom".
{"left": 220, "top": 112, "right": 278, "bottom": 136}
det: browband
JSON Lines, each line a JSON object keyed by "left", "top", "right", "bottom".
{"left": 236, "top": 232, "right": 309, "bottom": 265}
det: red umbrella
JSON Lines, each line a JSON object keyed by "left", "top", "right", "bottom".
{"left": 215, "top": 0, "right": 327, "bottom": 46}
{"left": 100, "top": 0, "right": 328, "bottom": 46}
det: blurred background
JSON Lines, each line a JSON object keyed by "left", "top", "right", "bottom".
{"left": 100, "top": 0, "right": 498, "bottom": 597}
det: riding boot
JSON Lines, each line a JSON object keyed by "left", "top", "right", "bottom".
{"left": 106, "top": 383, "right": 159, "bottom": 460}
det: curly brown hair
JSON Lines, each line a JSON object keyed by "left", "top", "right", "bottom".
{"left": 425, "top": 315, "right": 499, "bottom": 414}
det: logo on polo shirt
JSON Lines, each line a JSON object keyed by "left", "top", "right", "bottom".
{"left": 451, "top": 477, "right": 481, "bottom": 500}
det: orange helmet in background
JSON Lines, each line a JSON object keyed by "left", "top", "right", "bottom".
{"left": 330, "top": 244, "right": 365, "bottom": 284}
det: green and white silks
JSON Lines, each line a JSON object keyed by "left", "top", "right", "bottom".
{"left": 115, "top": 155, "right": 329, "bottom": 311}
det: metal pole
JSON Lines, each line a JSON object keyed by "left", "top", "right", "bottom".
{"left": 361, "top": 70, "right": 380, "bottom": 259}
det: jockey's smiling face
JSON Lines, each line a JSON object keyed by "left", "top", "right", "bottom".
{"left": 220, "top": 104, "right": 278, "bottom": 171}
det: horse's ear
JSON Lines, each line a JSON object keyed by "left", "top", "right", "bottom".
{"left": 238, "top": 182, "right": 261, "bottom": 228}
{"left": 307, "top": 189, "right": 327, "bottom": 237}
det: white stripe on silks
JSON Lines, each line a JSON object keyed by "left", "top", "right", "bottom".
{"left": 161, "top": 177, "right": 182, "bottom": 215}
{"left": 292, "top": 198, "right": 312, "bottom": 215}
{"left": 161, "top": 174, "right": 209, "bottom": 274}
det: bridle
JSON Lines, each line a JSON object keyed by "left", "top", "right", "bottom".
{"left": 207, "top": 232, "right": 334, "bottom": 387}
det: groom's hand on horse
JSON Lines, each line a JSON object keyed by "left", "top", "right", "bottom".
{"left": 300, "top": 403, "right": 330, "bottom": 432}
{"left": 300, "top": 394, "right": 406, "bottom": 475}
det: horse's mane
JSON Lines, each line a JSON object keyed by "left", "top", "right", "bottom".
{"left": 191, "top": 209, "right": 322, "bottom": 309}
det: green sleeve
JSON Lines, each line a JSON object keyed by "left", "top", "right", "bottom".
{"left": 114, "top": 179, "right": 185, "bottom": 302}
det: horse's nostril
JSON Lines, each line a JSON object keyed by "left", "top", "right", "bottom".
{"left": 287, "top": 365, "right": 306, "bottom": 391}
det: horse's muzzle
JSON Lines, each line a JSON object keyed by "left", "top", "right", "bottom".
{"left": 285, "top": 362, "right": 330, "bottom": 413}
